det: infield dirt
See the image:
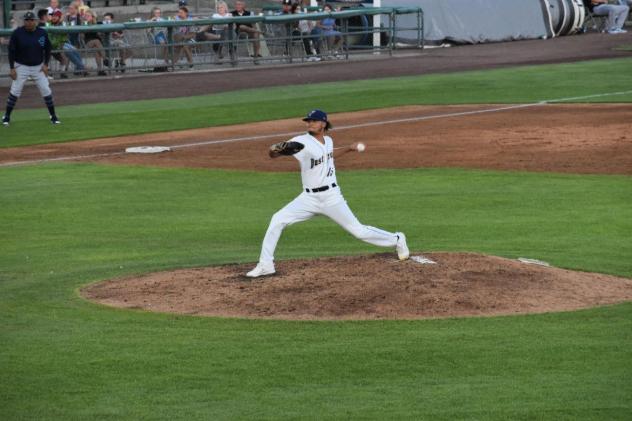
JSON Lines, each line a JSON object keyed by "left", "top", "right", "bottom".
{"left": 3, "top": 103, "right": 631, "bottom": 175}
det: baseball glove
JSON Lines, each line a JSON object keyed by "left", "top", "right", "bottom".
{"left": 270, "top": 141, "right": 289, "bottom": 154}
{"left": 269, "top": 141, "right": 304, "bottom": 157}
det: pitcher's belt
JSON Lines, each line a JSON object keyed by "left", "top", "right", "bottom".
{"left": 305, "top": 183, "right": 337, "bottom": 193}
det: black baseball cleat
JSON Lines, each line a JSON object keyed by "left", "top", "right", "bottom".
{"left": 50, "top": 115, "right": 61, "bottom": 125}
{"left": 2, "top": 115, "right": 9, "bottom": 126}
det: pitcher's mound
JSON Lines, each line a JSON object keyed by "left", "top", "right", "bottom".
{"left": 82, "top": 253, "right": 632, "bottom": 320}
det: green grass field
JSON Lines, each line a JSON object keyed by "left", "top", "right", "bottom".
{"left": 1, "top": 59, "right": 632, "bottom": 419}
{"left": 2, "top": 57, "right": 632, "bottom": 147}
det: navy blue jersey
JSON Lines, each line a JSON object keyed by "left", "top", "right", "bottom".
{"left": 8, "top": 26, "right": 52, "bottom": 69}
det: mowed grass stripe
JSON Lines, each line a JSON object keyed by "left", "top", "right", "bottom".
{"left": 2, "top": 57, "right": 631, "bottom": 147}
{"left": 1, "top": 164, "right": 631, "bottom": 418}
{"left": 1, "top": 165, "right": 631, "bottom": 284}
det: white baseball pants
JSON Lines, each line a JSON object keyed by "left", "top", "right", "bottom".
{"left": 10, "top": 63, "right": 52, "bottom": 98}
{"left": 259, "top": 187, "right": 398, "bottom": 264}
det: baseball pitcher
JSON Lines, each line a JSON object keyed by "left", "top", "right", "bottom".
{"left": 247, "top": 109, "right": 409, "bottom": 278}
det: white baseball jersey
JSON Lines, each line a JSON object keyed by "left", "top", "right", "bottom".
{"left": 289, "top": 133, "right": 337, "bottom": 190}
{"left": 255, "top": 132, "right": 399, "bottom": 265}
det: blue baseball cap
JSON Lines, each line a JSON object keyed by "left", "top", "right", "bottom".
{"left": 302, "top": 109, "right": 332, "bottom": 129}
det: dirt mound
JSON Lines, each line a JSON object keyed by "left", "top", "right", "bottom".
{"left": 82, "top": 253, "right": 632, "bottom": 320}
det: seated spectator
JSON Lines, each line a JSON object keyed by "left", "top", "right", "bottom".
{"left": 278, "top": 0, "right": 293, "bottom": 15}
{"left": 65, "top": 3, "right": 82, "bottom": 48}
{"left": 191, "top": 5, "right": 222, "bottom": 44}
{"left": 586, "top": 0, "right": 629, "bottom": 33}
{"left": 149, "top": 7, "right": 168, "bottom": 44}
{"left": 82, "top": 10, "right": 108, "bottom": 76}
{"left": 148, "top": 7, "right": 170, "bottom": 69}
{"left": 212, "top": 1, "right": 232, "bottom": 60}
{"left": 279, "top": 2, "right": 314, "bottom": 58}
{"left": 49, "top": 9, "right": 87, "bottom": 77}
{"left": 37, "top": 9, "right": 50, "bottom": 27}
{"left": 174, "top": 6, "right": 195, "bottom": 68}
{"left": 47, "top": 0, "right": 60, "bottom": 16}
{"left": 232, "top": 0, "right": 262, "bottom": 62}
{"left": 72, "top": 0, "right": 91, "bottom": 18}
{"left": 315, "top": 4, "right": 343, "bottom": 55}
{"left": 298, "top": 10, "right": 321, "bottom": 61}
{"left": 103, "top": 13, "right": 133, "bottom": 73}
{"left": 66, "top": 3, "right": 82, "bottom": 26}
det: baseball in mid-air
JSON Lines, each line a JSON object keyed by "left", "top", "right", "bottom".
{"left": 356, "top": 143, "right": 366, "bottom": 152}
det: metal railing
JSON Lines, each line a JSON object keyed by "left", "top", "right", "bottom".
{"left": 0, "top": 7, "right": 423, "bottom": 81}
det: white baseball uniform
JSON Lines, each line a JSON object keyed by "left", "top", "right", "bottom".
{"left": 10, "top": 63, "right": 52, "bottom": 98}
{"left": 257, "top": 132, "right": 399, "bottom": 265}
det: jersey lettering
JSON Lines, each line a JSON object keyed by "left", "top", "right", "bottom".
{"left": 310, "top": 156, "right": 324, "bottom": 169}
{"left": 290, "top": 133, "right": 338, "bottom": 189}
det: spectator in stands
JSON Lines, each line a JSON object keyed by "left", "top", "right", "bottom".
{"left": 315, "top": 4, "right": 343, "bottom": 56}
{"left": 103, "top": 12, "right": 132, "bottom": 73}
{"left": 66, "top": 3, "right": 82, "bottom": 26}
{"left": 65, "top": 3, "right": 82, "bottom": 49}
{"left": 585, "top": 0, "right": 629, "bottom": 33}
{"left": 81, "top": 10, "right": 107, "bottom": 76}
{"left": 232, "top": 0, "right": 262, "bottom": 62}
{"left": 174, "top": 6, "right": 195, "bottom": 68}
{"left": 616, "top": 0, "right": 632, "bottom": 15}
{"left": 65, "top": 4, "right": 81, "bottom": 24}
{"left": 38, "top": 9, "right": 50, "bottom": 27}
{"left": 297, "top": 8, "right": 321, "bottom": 61}
{"left": 46, "top": 10, "right": 68, "bottom": 79}
{"left": 72, "top": 0, "right": 91, "bottom": 18}
{"left": 279, "top": 0, "right": 293, "bottom": 15}
{"left": 49, "top": 9, "right": 87, "bottom": 77}
{"left": 276, "top": 1, "right": 309, "bottom": 57}
{"left": 286, "top": 3, "right": 320, "bottom": 60}
{"left": 192, "top": 4, "right": 222, "bottom": 44}
{"left": 47, "top": 0, "right": 60, "bottom": 16}
{"left": 149, "top": 7, "right": 168, "bottom": 44}
{"left": 211, "top": 1, "right": 232, "bottom": 61}
{"left": 148, "top": 7, "right": 170, "bottom": 70}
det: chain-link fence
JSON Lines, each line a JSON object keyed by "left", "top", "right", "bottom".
{"left": 0, "top": 7, "right": 423, "bottom": 81}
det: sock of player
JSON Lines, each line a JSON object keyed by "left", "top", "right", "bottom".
{"left": 4, "top": 94, "right": 18, "bottom": 118}
{"left": 43, "top": 95, "right": 57, "bottom": 119}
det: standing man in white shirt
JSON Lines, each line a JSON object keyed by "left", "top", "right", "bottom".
{"left": 247, "top": 109, "right": 409, "bottom": 278}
